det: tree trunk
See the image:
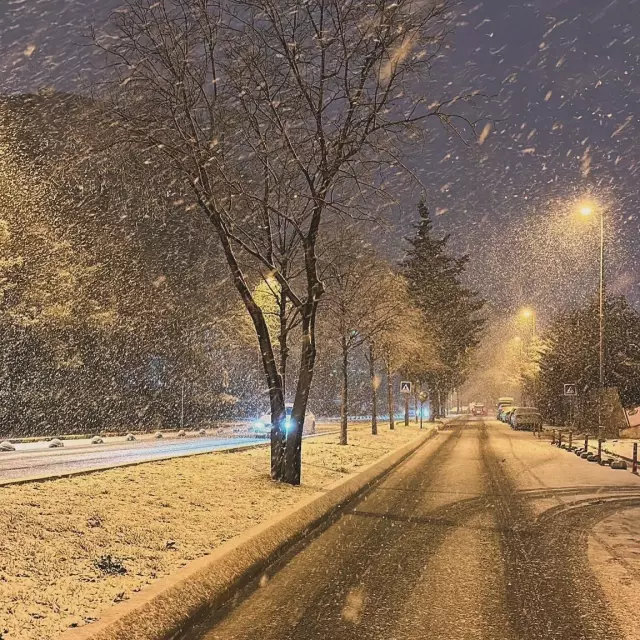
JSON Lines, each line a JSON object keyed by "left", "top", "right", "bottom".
{"left": 279, "top": 290, "right": 288, "bottom": 397}
{"left": 369, "top": 342, "right": 377, "bottom": 435}
{"left": 386, "top": 359, "right": 395, "bottom": 430}
{"left": 202, "top": 204, "right": 288, "bottom": 481}
{"left": 340, "top": 333, "right": 348, "bottom": 445}
{"left": 286, "top": 305, "right": 319, "bottom": 485}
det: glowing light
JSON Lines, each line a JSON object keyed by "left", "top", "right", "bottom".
{"left": 521, "top": 307, "right": 534, "bottom": 318}
{"left": 576, "top": 199, "right": 597, "bottom": 217}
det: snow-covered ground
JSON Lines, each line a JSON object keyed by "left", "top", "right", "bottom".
{"left": 589, "top": 507, "right": 640, "bottom": 640}
{"left": 586, "top": 438, "right": 640, "bottom": 462}
{"left": 0, "top": 423, "right": 426, "bottom": 640}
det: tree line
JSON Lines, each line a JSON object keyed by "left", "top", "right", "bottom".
{"left": 0, "top": 91, "right": 484, "bottom": 451}
{"left": 534, "top": 296, "right": 640, "bottom": 432}
{"left": 0, "top": 0, "right": 489, "bottom": 485}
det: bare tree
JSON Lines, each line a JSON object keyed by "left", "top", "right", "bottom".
{"left": 362, "top": 277, "right": 419, "bottom": 435}
{"left": 377, "top": 301, "right": 433, "bottom": 429}
{"left": 320, "top": 231, "right": 408, "bottom": 443}
{"left": 94, "top": 0, "right": 473, "bottom": 483}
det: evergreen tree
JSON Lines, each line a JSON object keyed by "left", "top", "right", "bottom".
{"left": 537, "top": 296, "right": 640, "bottom": 427}
{"left": 402, "top": 201, "right": 486, "bottom": 416}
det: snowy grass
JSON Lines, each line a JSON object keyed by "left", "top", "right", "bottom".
{"left": 0, "top": 422, "right": 423, "bottom": 640}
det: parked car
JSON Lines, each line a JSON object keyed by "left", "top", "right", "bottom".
{"left": 503, "top": 406, "right": 518, "bottom": 425}
{"left": 496, "top": 397, "right": 514, "bottom": 420}
{"left": 511, "top": 407, "right": 543, "bottom": 431}
{"left": 254, "top": 403, "right": 316, "bottom": 435}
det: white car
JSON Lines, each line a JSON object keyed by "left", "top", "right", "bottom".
{"left": 254, "top": 403, "right": 316, "bottom": 435}
{"left": 0, "top": 441, "right": 16, "bottom": 452}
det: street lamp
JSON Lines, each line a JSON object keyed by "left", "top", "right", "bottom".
{"left": 520, "top": 307, "right": 536, "bottom": 338}
{"left": 577, "top": 199, "right": 605, "bottom": 433}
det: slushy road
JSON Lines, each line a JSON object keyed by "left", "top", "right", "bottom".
{"left": 184, "top": 417, "right": 640, "bottom": 640}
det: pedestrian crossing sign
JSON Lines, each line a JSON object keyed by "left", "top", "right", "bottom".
{"left": 563, "top": 384, "right": 577, "bottom": 396}
{"left": 400, "top": 381, "right": 412, "bottom": 394}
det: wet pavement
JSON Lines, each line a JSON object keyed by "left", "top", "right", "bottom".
{"left": 182, "top": 417, "right": 640, "bottom": 640}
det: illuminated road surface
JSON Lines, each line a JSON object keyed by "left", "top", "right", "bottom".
{"left": 182, "top": 417, "right": 640, "bottom": 640}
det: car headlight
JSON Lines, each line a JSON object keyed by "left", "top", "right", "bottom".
{"left": 254, "top": 421, "right": 265, "bottom": 429}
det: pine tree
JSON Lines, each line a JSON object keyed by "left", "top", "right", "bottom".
{"left": 537, "top": 296, "right": 640, "bottom": 428}
{"left": 402, "top": 200, "right": 486, "bottom": 415}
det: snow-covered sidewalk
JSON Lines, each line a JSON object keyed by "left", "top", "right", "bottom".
{"left": 0, "top": 423, "right": 426, "bottom": 640}
{"left": 587, "top": 438, "right": 640, "bottom": 463}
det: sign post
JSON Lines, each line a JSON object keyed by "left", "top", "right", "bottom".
{"left": 419, "top": 391, "right": 428, "bottom": 430}
{"left": 400, "top": 382, "right": 412, "bottom": 426}
{"left": 564, "top": 384, "right": 577, "bottom": 443}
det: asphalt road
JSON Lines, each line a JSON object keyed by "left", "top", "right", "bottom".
{"left": 183, "top": 417, "right": 640, "bottom": 640}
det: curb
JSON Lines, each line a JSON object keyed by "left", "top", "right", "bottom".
{"left": 62, "top": 429, "right": 436, "bottom": 640}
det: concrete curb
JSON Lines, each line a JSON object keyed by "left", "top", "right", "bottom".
{"left": 62, "top": 428, "right": 436, "bottom": 640}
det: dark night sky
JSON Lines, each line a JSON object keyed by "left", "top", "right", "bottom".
{"left": 1, "top": 0, "right": 638, "bottom": 323}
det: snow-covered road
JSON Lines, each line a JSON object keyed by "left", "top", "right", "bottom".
{"left": 0, "top": 434, "right": 268, "bottom": 483}
{"left": 0, "top": 422, "right": 342, "bottom": 483}
{"left": 183, "top": 418, "right": 640, "bottom": 640}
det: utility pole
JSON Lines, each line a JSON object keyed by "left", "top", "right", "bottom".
{"left": 369, "top": 342, "right": 377, "bottom": 436}
{"left": 180, "top": 381, "right": 185, "bottom": 430}
{"left": 579, "top": 201, "right": 606, "bottom": 437}
{"left": 598, "top": 206, "right": 605, "bottom": 439}
{"left": 419, "top": 391, "right": 427, "bottom": 429}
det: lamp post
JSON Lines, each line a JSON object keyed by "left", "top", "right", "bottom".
{"left": 519, "top": 308, "right": 536, "bottom": 405}
{"left": 579, "top": 201, "right": 605, "bottom": 434}
{"left": 521, "top": 307, "right": 536, "bottom": 339}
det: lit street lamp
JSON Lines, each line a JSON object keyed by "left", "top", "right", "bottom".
{"left": 520, "top": 307, "right": 536, "bottom": 338}
{"left": 578, "top": 199, "right": 606, "bottom": 433}
{"left": 518, "top": 308, "right": 537, "bottom": 405}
